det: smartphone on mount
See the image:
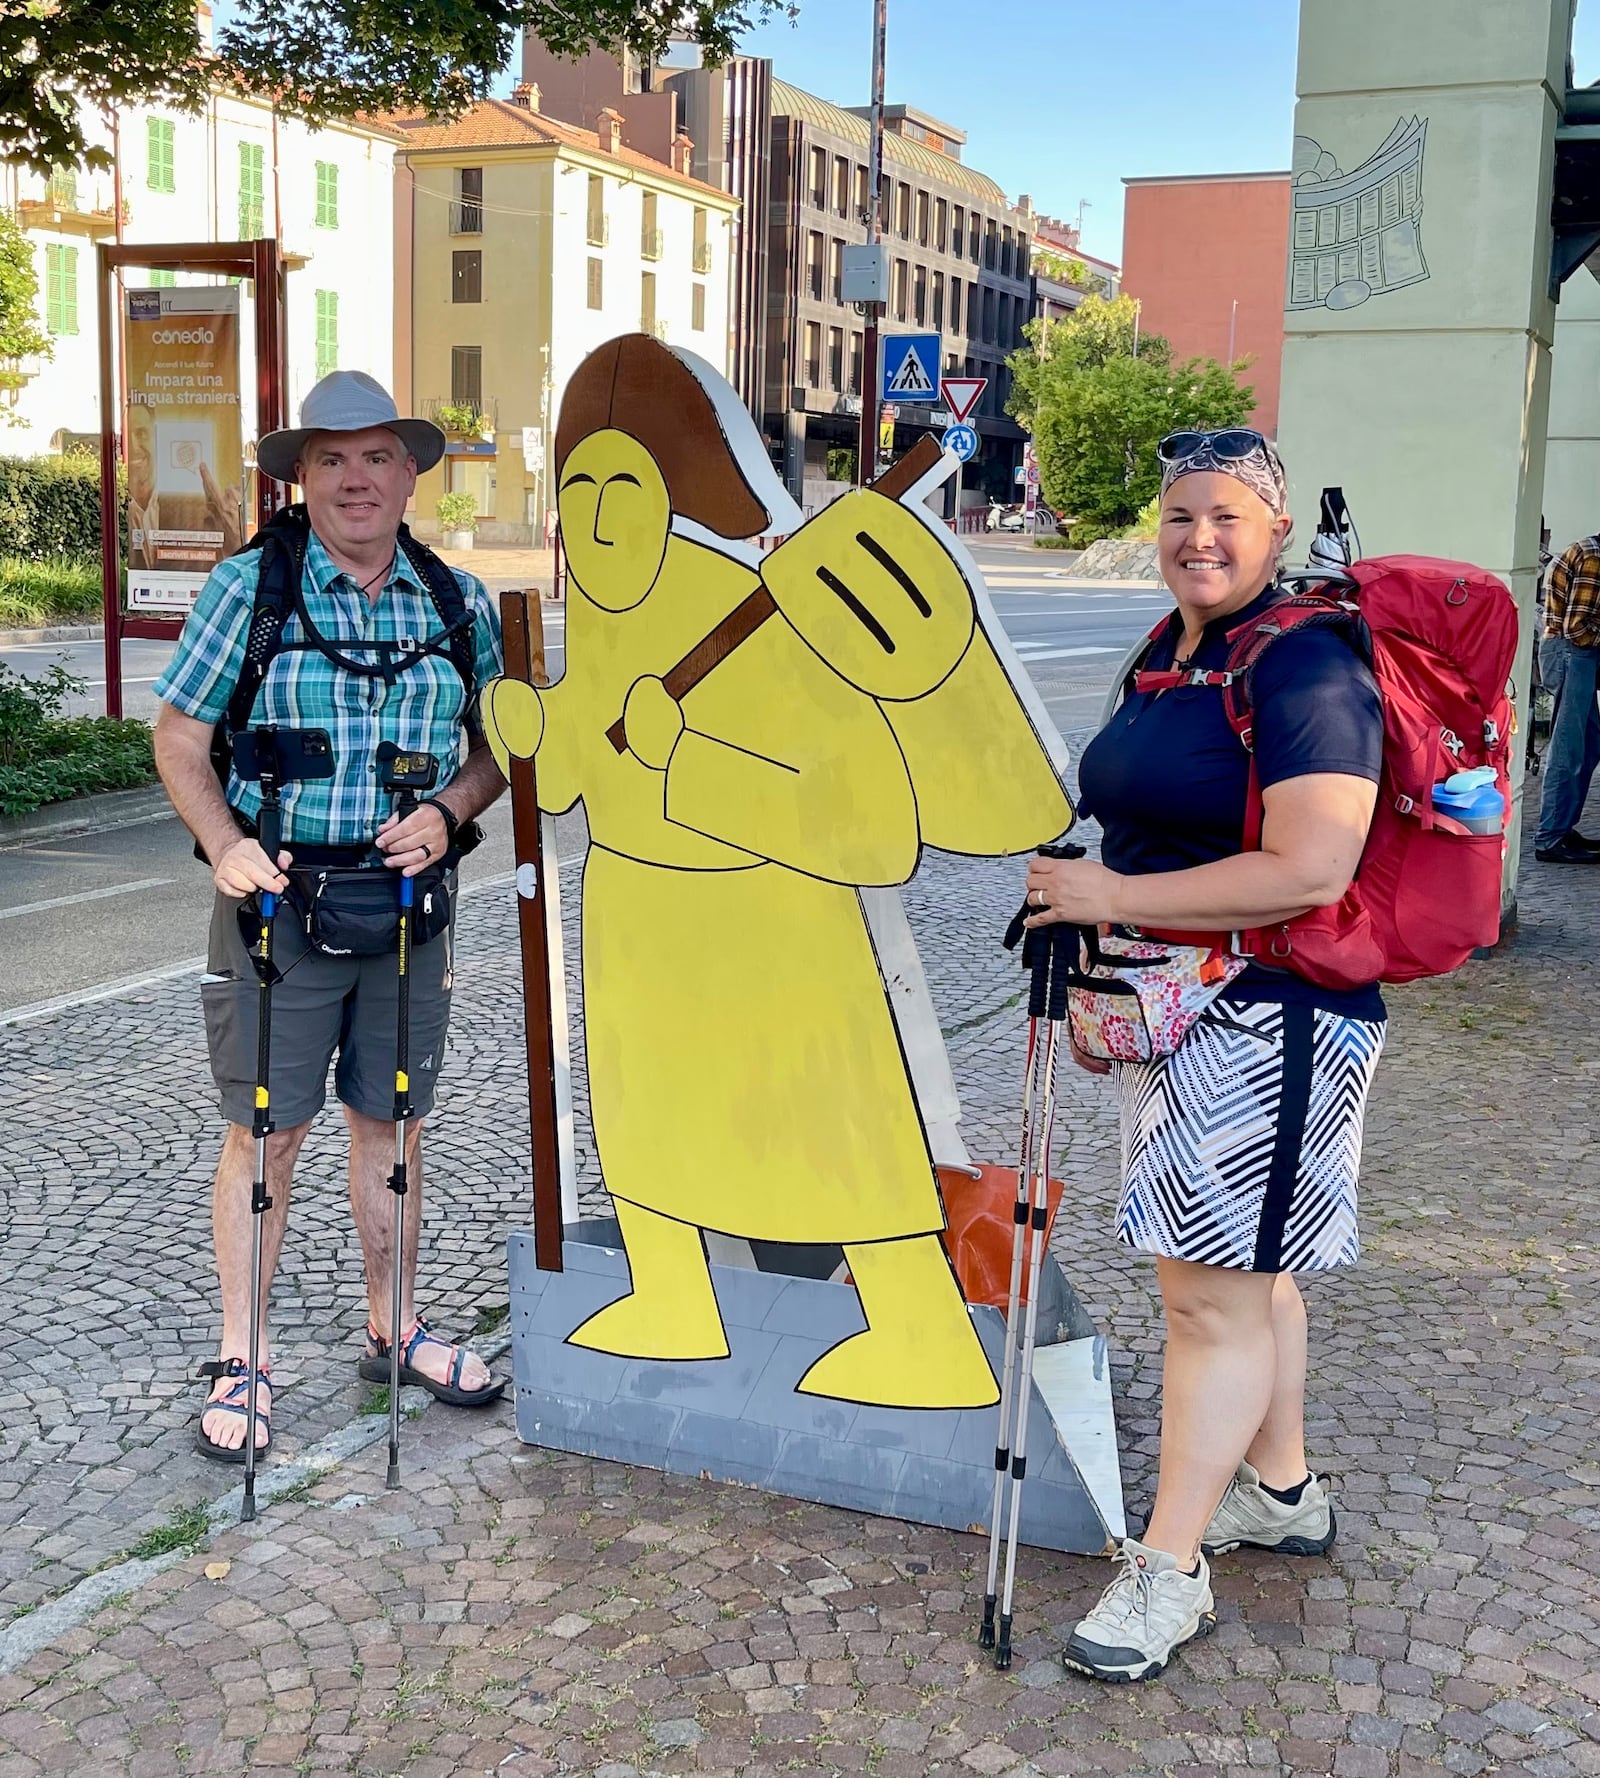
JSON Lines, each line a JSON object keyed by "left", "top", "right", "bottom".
{"left": 231, "top": 727, "right": 336, "bottom": 785}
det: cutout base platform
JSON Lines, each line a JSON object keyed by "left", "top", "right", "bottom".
{"left": 508, "top": 1230, "right": 1125, "bottom": 1554}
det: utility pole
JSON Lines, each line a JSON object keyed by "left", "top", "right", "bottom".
{"left": 856, "top": 0, "right": 887, "bottom": 486}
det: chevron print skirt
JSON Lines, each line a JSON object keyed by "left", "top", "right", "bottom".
{"left": 1114, "top": 999, "right": 1386, "bottom": 1273}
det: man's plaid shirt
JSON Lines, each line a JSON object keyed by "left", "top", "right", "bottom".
{"left": 1544, "top": 534, "right": 1600, "bottom": 650}
{"left": 154, "top": 529, "right": 503, "bottom": 847}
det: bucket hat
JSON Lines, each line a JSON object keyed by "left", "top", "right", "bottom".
{"left": 256, "top": 370, "right": 446, "bottom": 483}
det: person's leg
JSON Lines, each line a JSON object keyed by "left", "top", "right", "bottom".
{"left": 1538, "top": 638, "right": 1590, "bottom": 848}
{"left": 1577, "top": 652, "right": 1600, "bottom": 829}
{"left": 344, "top": 1109, "right": 492, "bottom": 1394}
{"left": 1243, "top": 1272, "right": 1309, "bottom": 1488}
{"left": 1141, "top": 1256, "right": 1279, "bottom": 1565}
{"left": 202, "top": 1118, "right": 312, "bottom": 1450}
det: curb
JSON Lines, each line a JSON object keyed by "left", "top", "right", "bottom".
{"left": 0, "top": 622, "right": 104, "bottom": 647}
{"left": 0, "top": 784, "right": 173, "bottom": 850}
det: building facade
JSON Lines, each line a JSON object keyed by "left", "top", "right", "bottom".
{"left": 1023, "top": 204, "right": 1121, "bottom": 328}
{"left": 1120, "top": 172, "right": 1292, "bottom": 434}
{"left": 0, "top": 91, "right": 398, "bottom": 458}
{"left": 393, "top": 92, "right": 738, "bottom": 544}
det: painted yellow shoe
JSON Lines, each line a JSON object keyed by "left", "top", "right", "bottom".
{"left": 567, "top": 1286, "right": 730, "bottom": 1361}
{"left": 796, "top": 1320, "right": 998, "bottom": 1409}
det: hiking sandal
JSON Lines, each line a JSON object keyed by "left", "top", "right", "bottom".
{"left": 195, "top": 1357, "right": 273, "bottom": 1464}
{"left": 358, "top": 1316, "right": 506, "bottom": 1408}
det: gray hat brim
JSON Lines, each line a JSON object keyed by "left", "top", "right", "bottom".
{"left": 256, "top": 417, "right": 446, "bottom": 484}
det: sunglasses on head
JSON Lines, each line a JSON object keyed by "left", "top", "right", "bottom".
{"left": 1156, "top": 428, "right": 1270, "bottom": 464}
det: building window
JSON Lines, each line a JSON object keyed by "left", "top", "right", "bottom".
{"left": 950, "top": 276, "right": 962, "bottom": 334}
{"left": 692, "top": 205, "right": 711, "bottom": 273}
{"left": 314, "top": 289, "right": 338, "bottom": 379}
{"left": 451, "top": 344, "right": 482, "bottom": 407}
{"left": 916, "top": 190, "right": 930, "bottom": 247}
{"left": 44, "top": 244, "right": 78, "bottom": 335}
{"left": 833, "top": 155, "right": 850, "bottom": 218}
{"left": 641, "top": 190, "right": 662, "bottom": 260}
{"left": 454, "top": 167, "right": 483, "bottom": 234}
{"left": 932, "top": 270, "right": 944, "bottom": 331}
{"left": 951, "top": 204, "right": 964, "bottom": 256}
{"left": 586, "top": 256, "right": 603, "bottom": 309}
{"left": 239, "top": 141, "right": 265, "bottom": 238}
{"left": 452, "top": 249, "right": 482, "bottom": 303}
{"left": 892, "top": 258, "right": 908, "bottom": 323}
{"left": 969, "top": 212, "right": 980, "bottom": 260}
{"left": 984, "top": 217, "right": 996, "bottom": 269}
{"left": 935, "top": 198, "right": 947, "bottom": 253}
{"left": 829, "top": 237, "right": 844, "bottom": 303}
{"left": 855, "top": 164, "right": 869, "bottom": 221}
{"left": 981, "top": 286, "right": 996, "bottom": 344}
{"left": 806, "top": 230, "right": 824, "bottom": 301}
{"left": 810, "top": 146, "right": 827, "bottom": 207}
{"left": 641, "top": 269, "right": 658, "bottom": 334}
{"left": 895, "top": 182, "right": 910, "bottom": 238}
{"left": 586, "top": 174, "right": 607, "bottom": 246}
{"left": 692, "top": 282, "right": 706, "bottom": 331}
{"left": 148, "top": 269, "right": 175, "bottom": 289}
{"left": 913, "top": 263, "right": 927, "bottom": 325}
{"left": 1017, "top": 237, "right": 1030, "bottom": 280}
{"left": 1001, "top": 226, "right": 1013, "bottom": 278}
{"left": 315, "top": 160, "right": 339, "bottom": 229}
{"left": 803, "top": 320, "right": 821, "bottom": 386}
{"left": 848, "top": 331, "right": 863, "bottom": 396}
{"left": 47, "top": 165, "right": 77, "bottom": 209}
{"left": 827, "top": 326, "right": 843, "bottom": 391}
{"left": 147, "top": 119, "right": 175, "bottom": 193}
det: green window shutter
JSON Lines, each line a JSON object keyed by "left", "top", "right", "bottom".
{"left": 45, "top": 245, "right": 78, "bottom": 335}
{"left": 149, "top": 269, "right": 176, "bottom": 289}
{"left": 147, "top": 119, "right": 175, "bottom": 193}
{"left": 239, "top": 142, "right": 265, "bottom": 238}
{"left": 45, "top": 246, "right": 60, "bottom": 332}
{"left": 60, "top": 247, "right": 78, "bottom": 335}
{"left": 315, "top": 291, "right": 338, "bottom": 380}
{"left": 315, "top": 161, "right": 338, "bottom": 229}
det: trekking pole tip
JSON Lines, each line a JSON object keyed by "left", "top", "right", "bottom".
{"left": 995, "top": 1615, "right": 1013, "bottom": 1670}
{"left": 978, "top": 1594, "right": 997, "bottom": 1649}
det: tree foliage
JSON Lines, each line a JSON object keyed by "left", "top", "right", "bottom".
{"left": 2, "top": 0, "right": 796, "bottom": 177}
{"left": 1008, "top": 294, "right": 1254, "bottom": 546}
{"left": 0, "top": 210, "right": 49, "bottom": 398}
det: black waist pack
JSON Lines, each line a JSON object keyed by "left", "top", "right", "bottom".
{"left": 288, "top": 862, "right": 453, "bottom": 957}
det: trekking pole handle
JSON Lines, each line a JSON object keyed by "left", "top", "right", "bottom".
{"left": 1046, "top": 926, "right": 1075, "bottom": 1023}
{"left": 257, "top": 799, "right": 282, "bottom": 919}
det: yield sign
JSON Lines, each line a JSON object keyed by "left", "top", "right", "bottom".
{"left": 942, "top": 376, "right": 987, "bottom": 423}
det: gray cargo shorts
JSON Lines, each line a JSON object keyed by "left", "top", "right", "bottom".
{"left": 200, "top": 882, "right": 456, "bottom": 1130}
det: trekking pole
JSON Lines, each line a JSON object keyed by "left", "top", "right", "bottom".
{"left": 979, "top": 926, "right": 1051, "bottom": 1652}
{"left": 241, "top": 729, "right": 284, "bottom": 1525}
{"left": 376, "top": 744, "right": 439, "bottom": 1490}
{"left": 994, "top": 920, "right": 1074, "bottom": 1670}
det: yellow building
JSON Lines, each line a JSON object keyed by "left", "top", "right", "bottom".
{"left": 391, "top": 90, "right": 739, "bottom": 545}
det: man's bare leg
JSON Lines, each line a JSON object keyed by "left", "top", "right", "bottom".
{"left": 203, "top": 1119, "right": 311, "bottom": 1451}
{"left": 344, "top": 1108, "right": 492, "bottom": 1393}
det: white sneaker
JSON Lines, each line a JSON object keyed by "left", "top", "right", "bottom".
{"left": 1202, "top": 1460, "right": 1336, "bottom": 1557}
{"left": 1061, "top": 1538, "right": 1215, "bottom": 1683}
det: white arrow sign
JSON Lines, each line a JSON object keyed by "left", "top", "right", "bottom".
{"left": 941, "top": 376, "right": 987, "bottom": 423}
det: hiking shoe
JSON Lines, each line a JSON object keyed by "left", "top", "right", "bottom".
{"left": 1061, "top": 1538, "right": 1215, "bottom": 1683}
{"left": 1202, "top": 1460, "right": 1336, "bottom": 1557}
{"left": 1566, "top": 830, "right": 1600, "bottom": 854}
{"left": 1536, "top": 837, "right": 1600, "bottom": 863}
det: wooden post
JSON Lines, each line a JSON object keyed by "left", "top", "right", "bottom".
{"left": 499, "top": 589, "right": 564, "bottom": 1272}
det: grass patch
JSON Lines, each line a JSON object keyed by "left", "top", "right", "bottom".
{"left": 473, "top": 1302, "right": 510, "bottom": 1337}
{"left": 0, "top": 555, "right": 104, "bottom": 629}
{"left": 359, "top": 1385, "right": 391, "bottom": 1416}
{"left": 127, "top": 1502, "right": 211, "bottom": 1563}
{"left": 1031, "top": 535, "right": 1078, "bottom": 551}
{"left": 0, "top": 663, "right": 155, "bottom": 817}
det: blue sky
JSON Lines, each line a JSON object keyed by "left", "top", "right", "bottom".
{"left": 731, "top": 0, "right": 1600, "bottom": 264}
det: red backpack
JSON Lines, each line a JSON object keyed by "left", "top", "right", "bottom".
{"left": 1131, "top": 546, "right": 1519, "bottom": 992}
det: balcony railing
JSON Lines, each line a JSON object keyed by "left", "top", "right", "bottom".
{"left": 641, "top": 227, "right": 664, "bottom": 261}
{"left": 692, "top": 240, "right": 713, "bottom": 274}
{"left": 450, "top": 202, "right": 483, "bottom": 235}
{"left": 420, "top": 395, "right": 499, "bottom": 438}
{"left": 586, "top": 214, "right": 610, "bottom": 247}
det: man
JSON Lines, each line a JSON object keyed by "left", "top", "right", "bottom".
{"left": 152, "top": 371, "right": 508, "bottom": 1459}
{"left": 1535, "top": 527, "right": 1600, "bottom": 863}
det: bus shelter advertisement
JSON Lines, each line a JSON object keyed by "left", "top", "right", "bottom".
{"left": 124, "top": 287, "right": 244, "bottom": 611}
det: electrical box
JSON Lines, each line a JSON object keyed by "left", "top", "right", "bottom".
{"left": 841, "top": 243, "right": 889, "bottom": 305}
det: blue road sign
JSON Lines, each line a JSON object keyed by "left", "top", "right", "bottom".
{"left": 881, "top": 333, "right": 941, "bottom": 403}
{"left": 942, "top": 423, "right": 979, "bottom": 463}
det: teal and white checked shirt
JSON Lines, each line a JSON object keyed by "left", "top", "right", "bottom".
{"left": 154, "top": 529, "right": 504, "bottom": 847}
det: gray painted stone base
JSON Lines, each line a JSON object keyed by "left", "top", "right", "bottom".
{"left": 509, "top": 1231, "right": 1120, "bottom": 1555}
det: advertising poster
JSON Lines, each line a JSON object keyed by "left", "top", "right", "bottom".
{"left": 124, "top": 286, "right": 244, "bottom": 611}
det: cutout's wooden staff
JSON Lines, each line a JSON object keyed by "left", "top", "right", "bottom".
{"left": 603, "top": 434, "right": 945, "bottom": 753}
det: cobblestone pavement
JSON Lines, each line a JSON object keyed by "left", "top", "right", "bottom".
{"left": 4, "top": 760, "right": 1600, "bottom": 1774}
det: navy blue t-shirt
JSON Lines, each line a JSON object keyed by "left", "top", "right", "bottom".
{"left": 1078, "top": 586, "right": 1386, "bottom": 1020}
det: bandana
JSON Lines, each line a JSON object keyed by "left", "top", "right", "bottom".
{"left": 1160, "top": 438, "right": 1288, "bottom": 516}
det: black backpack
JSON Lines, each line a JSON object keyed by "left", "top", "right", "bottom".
{"left": 209, "top": 503, "right": 482, "bottom": 791}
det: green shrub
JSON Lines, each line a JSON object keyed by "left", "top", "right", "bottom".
{"left": 435, "top": 492, "right": 478, "bottom": 532}
{"left": 0, "top": 455, "right": 126, "bottom": 562}
{"left": 0, "top": 662, "right": 156, "bottom": 817}
{"left": 1031, "top": 535, "right": 1078, "bottom": 550}
{"left": 1119, "top": 496, "right": 1161, "bottom": 542}
{"left": 0, "top": 555, "right": 104, "bottom": 628}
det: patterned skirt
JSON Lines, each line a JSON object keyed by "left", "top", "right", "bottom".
{"left": 1113, "top": 998, "right": 1386, "bottom": 1273}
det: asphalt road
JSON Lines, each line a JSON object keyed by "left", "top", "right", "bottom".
{"left": 0, "top": 540, "right": 1169, "bottom": 1016}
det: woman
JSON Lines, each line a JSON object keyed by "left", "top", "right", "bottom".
{"left": 1025, "top": 430, "right": 1385, "bottom": 1684}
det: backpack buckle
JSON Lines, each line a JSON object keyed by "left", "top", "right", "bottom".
{"left": 1483, "top": 719, "right": 1500, "bottom": 746}
{"left": 396, "top": 635, "right": 419, "bottom": 656}
{"left": 1396, "top": 794, "right": 1415, "bottom": 815}
{"left": 1440, "top": 727, "right": 1464, "bottom": 757}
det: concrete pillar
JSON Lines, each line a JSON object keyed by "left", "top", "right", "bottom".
{"left": 1546, "top": 258, "right": 1600, "bottom": 555}
{"left": 1276, "top": 0, "right": 1571, "bottom": 894}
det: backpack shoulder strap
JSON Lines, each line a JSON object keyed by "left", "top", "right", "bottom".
{"left": 396, "top": 522, "right": 483, "bottom": 739}
{"left": 219, "top": 506, "right": 312, "bottom": 747}
{"left": 1220, "top": 592, "right": 1368, "bottom": 752}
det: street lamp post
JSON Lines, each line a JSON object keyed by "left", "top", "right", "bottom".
{"left": 856, "top": 0, "right": 887, "bottom": 486}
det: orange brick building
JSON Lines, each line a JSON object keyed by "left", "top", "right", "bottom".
{"left": 1120, "top": 172, "right": 1291, "bottom": 435}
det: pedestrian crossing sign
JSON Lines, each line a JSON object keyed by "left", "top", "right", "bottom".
{"left": 881, "top": 333, "right": 941, "bottom": 403}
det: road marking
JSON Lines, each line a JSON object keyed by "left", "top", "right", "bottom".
{"left": 1013, "top": 645, "right": 1121, "bottom": 662}
{"left": 0, "top": 876, "right": 175, "bottom": 921}
{"left": 83, "top": 676, "right": 163, "bottom": 688}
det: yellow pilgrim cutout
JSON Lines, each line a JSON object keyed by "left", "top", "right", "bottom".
{"left": 483, "top": 335, "right": 1072, "bottom": 1411}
